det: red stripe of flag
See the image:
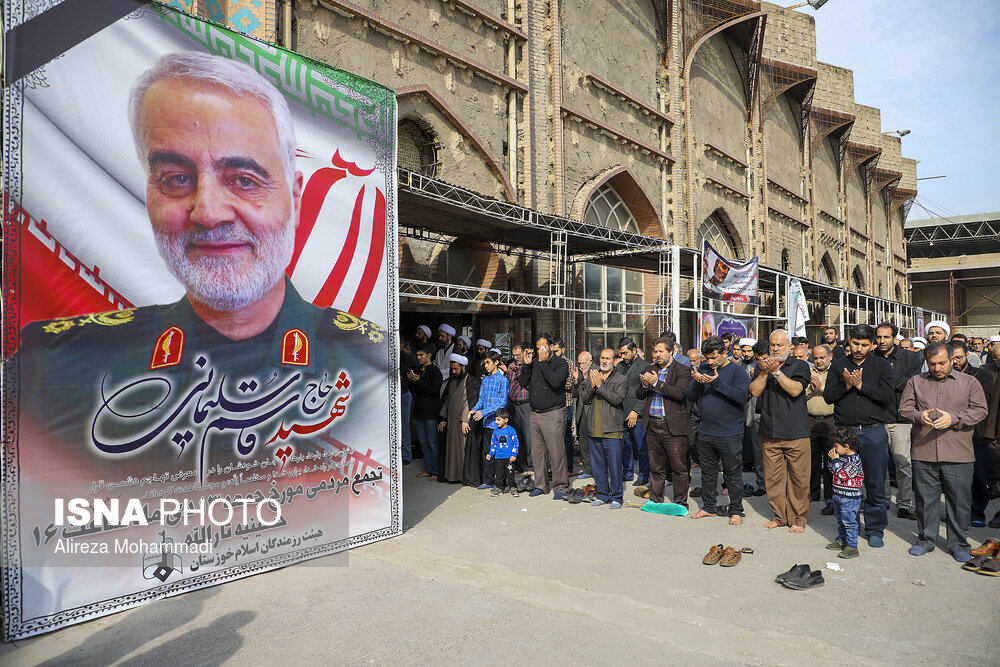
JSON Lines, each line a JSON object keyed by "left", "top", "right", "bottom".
{"left": 313, "top": 185, "right": 365, "bottom": 307}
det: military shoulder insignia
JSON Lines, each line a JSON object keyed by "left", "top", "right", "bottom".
{"left": 150, "top": 326, "right": 184, "bottom": 370}
{"left": 281, "top": 328, "right": 310, "bottom": 366}
{"left": 330, "top": 311, "right": 385, "bottom": 343}
{"left": 41, "top": 308, "right": 136, "bottom": 335}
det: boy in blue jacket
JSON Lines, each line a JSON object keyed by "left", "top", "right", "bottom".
{"left": 487, "top": 408, "right": 520, "bottom": 496}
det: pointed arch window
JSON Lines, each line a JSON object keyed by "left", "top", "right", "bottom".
{"left": 583, "top": 184, "right": 644, "bottom": 350}
{"left": 397, "top": 118, "right": 439, "bottom": 177}
{"left": 852, "top": 266, "right": 865, "bottom": 293}
{"left": 697, "top": 212, "right": 743, "bottom": 259}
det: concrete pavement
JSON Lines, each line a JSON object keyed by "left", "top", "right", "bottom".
{"left": 3, "top": 463, "right": 999, "bottom": 665}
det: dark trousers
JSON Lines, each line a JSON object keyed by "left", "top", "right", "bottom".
{"left": 590, "top": 436, "right": 624, "bottom": 503}
{"left": 646, "top": 418, "right": 689, "bottom": 504}
{"left": 510, "top": 402, "right": 532, "bottom": 470}
{"left": 749, "top": 415, "right": 764, "bottom": 488}
{"left": 400, "top": 391, "right": 413, "bottom": 462}
{"left": 530, "top": 407, "right": 568, "bottom": 493}
{"left": 686, "top": 417, "right": 700, "bottom": 466}
{"left": 913, "top": 459, "right": 973, "bottom": 553}
{"left": 564, "top": 404, "right": 575, "bottom": 473}
{"left": 487, "top": 457, "right": 516, "bottom": 490}
{"left": 808, "top": 415, "right": 834, "bottom": 501}
{"left": 972, "top": 444, "right": 990, "bottom": 523}
{"left": 413, "top": 419, "right": 439, "bottom": 476}
{"left": 695, "top": 432, "right": 744, "bottom": 516}
{"left": 851, "top": 424, "right": 889, "bottom": 538}
{"left": 577, "top": 422, "right": 591, "bottom": 474}
{"left": 622, "top": 420, "right": 649, "bottom": 481}
{"left": 482, "top": 428, "right": 496, "bottom": 485}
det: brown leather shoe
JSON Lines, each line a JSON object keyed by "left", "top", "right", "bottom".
{"left": 702, "top": 544, "right": 725, "bottom": 565}
{"left": 720, "top": 546, "right": 742, "bottom": 567}
{"left": 970, "top": 538, "right": 1000, "bottom": 557}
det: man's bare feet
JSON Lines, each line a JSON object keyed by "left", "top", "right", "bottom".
{"left": 789, "top": 525, "right": 805, "bottom": 533}
{"left": 764, "top": 520, "right": 781, "bottom": 529}
{"left": 729, "top": 515, "right": 743, "bottom": 525}
{"left": 690, "top": 509, "right": 718, "bottom": 519}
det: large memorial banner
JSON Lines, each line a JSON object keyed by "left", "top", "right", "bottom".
{"left": 2, "top": 1, "right": 400, "bottom": 640}
{"left": 701, "top": 240, "right": 759, "bottom": 305}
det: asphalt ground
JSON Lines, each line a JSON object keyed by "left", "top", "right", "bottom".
{"left": 3, "top": 461, "right": 999, "bottom": 665}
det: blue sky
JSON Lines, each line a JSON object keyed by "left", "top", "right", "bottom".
{"left": 809, "top": 0, "right": 1000, "bottom": 219}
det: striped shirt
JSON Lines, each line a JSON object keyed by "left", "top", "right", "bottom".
{"left": 472, "top": 370, "right": 509, "bottom": 429}
{"left": 648, "top": 363, "right": 672, "bottom": 417}
{"left": 506, "top": 361, "right": 529, "bottom": 403}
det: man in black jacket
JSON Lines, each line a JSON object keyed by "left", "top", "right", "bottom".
{"left": 637, "top": 335, "right": 692, "bottom": 506}
{"left": 408, "top": 344, "right": 443, "bottom": 479}
{"left": 519, "top": 333, "right": 571, "bottom": 499}
{"left": 875, "top": 322, "right": 924, "bottom": 519}
{"left": 824, "top": 324, "right": 898, "bottom": 548}
{"left": 618, "top": 337, "right": 649, "bottom": 485}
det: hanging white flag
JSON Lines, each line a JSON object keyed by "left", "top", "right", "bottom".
{"left": 788, "top": 278, "right": 810, "bottom": 337}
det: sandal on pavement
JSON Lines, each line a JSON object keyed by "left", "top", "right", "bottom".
{"left": 719, "top": 546, "right": 741, "bottom": 567}
{"left": 702, "top": 544, "right": 725, "bottom": 565}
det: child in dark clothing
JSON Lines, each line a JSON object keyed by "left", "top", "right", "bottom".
{"left": 487, "top": 409, "right": 519, "bottom": 496}
{"left": 826, "top": 427, "right": 865, "bottom": 558}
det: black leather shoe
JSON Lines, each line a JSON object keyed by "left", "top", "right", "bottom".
{"left": 781, "top": 570, "right": 825, "bottom": 590}
{"left": 775, "top": 563, "right": 810, "bottom": 584}
{"left": 690, "top": 486, "right": 702, "bottom": 497}
{"left": 990, "top": 512, "right": 1000, "bottom": 529}
{"left": 897, "top": 507, "right": 916, "bottom": 520}
{"left": 821, "top": 503, "right": 834, "bottom": 515}
{"left": 753, "top": 487, "right": 767, "bottom": 497}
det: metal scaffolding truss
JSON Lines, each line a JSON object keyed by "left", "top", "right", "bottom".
{"left": 399, "top": 169, "right": 664, "bottom": 250}
{"left": 905, "top": 218, "right": 1000, "bottom": 257}
{"left": 399, "top": 279, "right": 552, "bottom": 309}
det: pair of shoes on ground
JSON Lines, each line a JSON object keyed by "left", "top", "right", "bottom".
{"left": 775, "top": 564, "right": 824, "bottom": 590}
{"left": 590, "top": 499, "right": 622, "bottom": 509}
{"left": 560, "top": 488, "right": 586, "bottom": 504}
{"left": 702, "top": 544, "right": 741, "bottom": 567}
{"left": 825, "top": 539, "right": 860, "bottom": 559}
{"left": 490, "top": 487, "right": 519, "bottom": 497}
{"left": 962, "top": 539, "right": 1000, "bottom": 575}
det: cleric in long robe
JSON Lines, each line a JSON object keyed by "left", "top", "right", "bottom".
{"left": 13, "top": 53, "right": 390, "bottom": 510}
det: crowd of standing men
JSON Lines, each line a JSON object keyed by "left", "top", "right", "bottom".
{"left": 399, "top": 319, "right": 1000, "bottom": 565}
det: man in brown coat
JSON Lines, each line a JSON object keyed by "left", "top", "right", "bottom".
{"left": 636, "top": 335, "right": 692, "bottom": 507}
{"left": 899, "top": 342, "right": 988, "bottom": 561}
